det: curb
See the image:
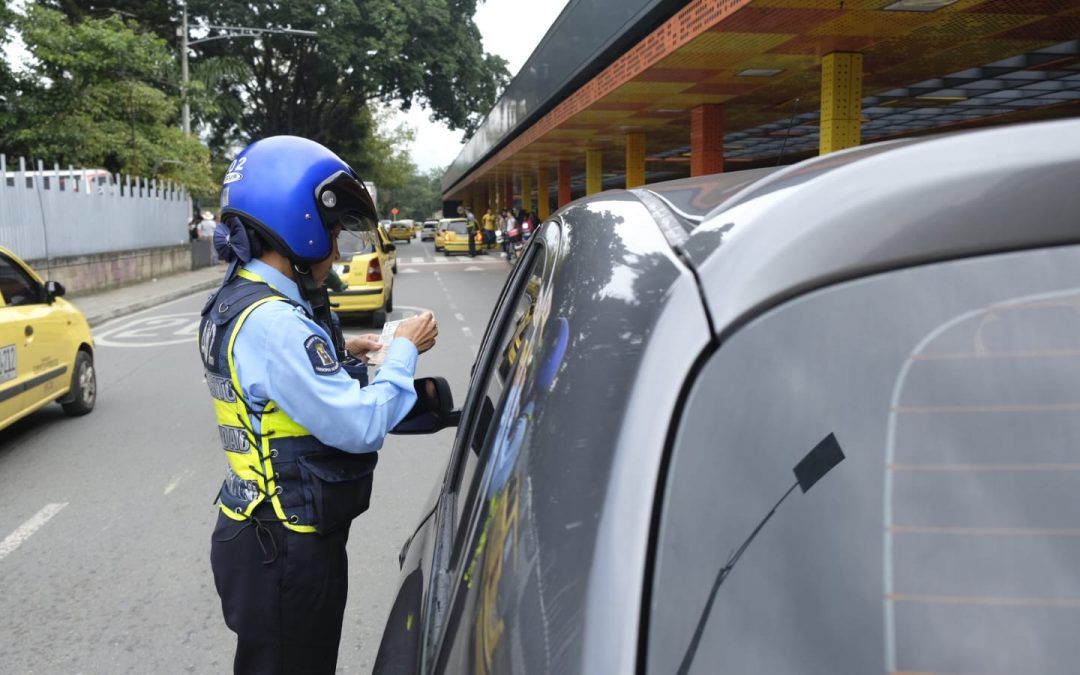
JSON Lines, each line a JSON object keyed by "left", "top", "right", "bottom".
{"left": 85, "top": 278, "right": 221, "bottom": 328}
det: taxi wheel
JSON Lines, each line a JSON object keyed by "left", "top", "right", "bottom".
{"left": 372, "top": 308, "right": 387, "bottom": 327}
{"left": 386, "top": 289, "right": 394, "bottom": 313}
{"left": 61, "top": 351, "right": 96, "bottom": 416}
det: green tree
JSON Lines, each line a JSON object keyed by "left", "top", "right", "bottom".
{"left": 384, "top": 168, "right": 444, "bottom": 222}
{"left": 6, "top": 5, "right": 215, "bottom": 196}
{"left": 189, "top": 0, "right": 507, "bottom": 150}
{"left": 41, "top": 0, "right": 508, "bottom": 170}
{"left": 0, "top": 1, "right": 16, "bottom": 136}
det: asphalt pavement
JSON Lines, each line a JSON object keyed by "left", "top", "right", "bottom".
{"left": 0, "top": 236, "right": 512, "bottom": 673}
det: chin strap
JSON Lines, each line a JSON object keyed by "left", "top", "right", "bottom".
{"left": 293, "top": 264, "right": 348, "bottom": 361}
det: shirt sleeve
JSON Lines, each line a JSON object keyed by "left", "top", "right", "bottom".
{"left": 236, "top": 302, "right": 419, "bottom": 453}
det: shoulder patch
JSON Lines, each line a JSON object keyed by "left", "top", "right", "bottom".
{"left": 304, "top": 335, "right": 341, "bottom": 375}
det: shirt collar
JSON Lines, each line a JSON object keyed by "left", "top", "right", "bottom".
{"left": 243, "top": 258, "right": 312, "bottom": 314}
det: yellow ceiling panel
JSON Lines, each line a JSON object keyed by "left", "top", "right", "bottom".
{"left": 681, "top": 31, "right": 794, "bottom": 55}
{"left": 570, "top": 110, "right": 637, "bottom": 123}
{"left": 907, "top": 12, "right": 1044, "bottom": 39}
{"left": 614, "top": 81, "right": 693, "bottom": 95}
{"left": 809, "top": 10, "right": 939, "bottom": 37}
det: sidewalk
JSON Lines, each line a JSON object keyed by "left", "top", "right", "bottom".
{"left": 69, "top": 265, "right": 226, "bottom": 327}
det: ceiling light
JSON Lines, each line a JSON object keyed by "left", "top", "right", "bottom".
{"left": 881, "top": 0, "right": 960, "bottom": 11}
{"left": 737, "top": 68, "right": 784, "bottom": 77}
{"left": 915, "top": 94, "right": 969, "bottom": 102}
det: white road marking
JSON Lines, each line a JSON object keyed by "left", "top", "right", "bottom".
{"left": 449, "top": 302, "right": 458, "bottom": 310}
{"left": 462, "top": 326, "right": 474, "bottom": 338}
{"left": 164, "top": 470, "right": 193, "bottom": 495}
{"left": 95, "top": 312, "right": 201, "bottom": 348}
{"left": 0, "top": 503, "right": 68, "bottom": 562}
{"left": 454, "top": 313, "right": 466, "bottom": 322}
{"left": 410, "top": 256, "right": 424, "bottom": 263}
{"left": 90, "top": 289, "right": 214, "bottom": 332}
{"left": 464, "top": 266, "right": 483, "bottom": 272}
{"left": 398, "top": 268, "right": 419, "bottom": 274}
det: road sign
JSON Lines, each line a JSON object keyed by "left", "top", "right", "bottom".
{"left": 391, "top": 207, "right": 399, "bottom": 216}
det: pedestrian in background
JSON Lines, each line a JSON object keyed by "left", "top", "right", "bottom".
{"left": 459, "top": 205, "right": 478, "bottom": 257}
{"left": 198, "top": 210, "right": 219, "bottom": 264}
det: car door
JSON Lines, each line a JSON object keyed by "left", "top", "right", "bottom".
{"left": 0, "top": 254, "right": 61, "bottom": 424}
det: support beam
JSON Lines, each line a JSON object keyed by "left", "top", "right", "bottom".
{"left": 625, "top": 132, "right": 646, "bottom": 188}
{"left": 820, "top": 52, "right": 862, "bottom": 155}
{"left": 586, "top": 150, "right": 602, "bottom": 196}
{"left": 557, "top": 160, "right": 572, "bottom": 208}
{"left": 690, "top": 105, "right": 724, "bottom": 177}
{"left": 521, "top": 174, "right": 532, "bottom": 213}
{"left": 537, "top": 167, "right": 550, "bottom": 220}
{"left": 504, "top": 175, "right": 514, "bottom": 211}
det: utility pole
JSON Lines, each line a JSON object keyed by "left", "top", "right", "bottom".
{"left": 177, "top": 2, "right": 316, "bottom": 136}
{"left": 180, "top": 2, "right": 190, "bottom": 134}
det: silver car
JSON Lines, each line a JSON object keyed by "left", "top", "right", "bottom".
{"left": 376, "top": 120, "right": 1080, "bottom": 674}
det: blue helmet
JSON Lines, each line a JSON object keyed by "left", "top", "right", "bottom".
{"left": 218, "top": 136, "right": 377, "bottom": 264}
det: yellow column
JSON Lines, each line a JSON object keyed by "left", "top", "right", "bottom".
{"left": 536, "top": 167, "right": 550, "bottom": 220}
{"left": 586, "top": 149, "right": 602, "bottom": 196}
{"left": 820, "top": 52, "right": 862, "bottom": 155}
{"left": 521, "top": 173, "right": 532, "bottom": 213}
{"left": 625, "top": 132, "right": 646, "bottom": 188}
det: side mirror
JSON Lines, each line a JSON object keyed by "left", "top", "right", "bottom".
{"left": 390, "top": 376, "right": 461, "bottom": 435}
{"left": 45, "top": 280, "right": 65, "bottom": 303}
{"left": 385, "top": 244, "right": 396, "bottom": 252}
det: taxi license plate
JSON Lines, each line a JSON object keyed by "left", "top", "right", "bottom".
{"left": 0, "top": 344, "right": 15, "bottom": 384}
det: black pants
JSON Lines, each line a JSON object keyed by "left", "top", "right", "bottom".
{"left": 211, "top": 508, "right": 351, "bottom": 674}
{"left": 467, "top": 230, "right": 476, "bottom": 256}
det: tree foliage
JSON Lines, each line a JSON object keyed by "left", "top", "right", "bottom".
{"left": 5, "top": 5, "right": 215, "bottom": 195}
{"left": 3, "top": 0, "right": 507, "bottom": 203}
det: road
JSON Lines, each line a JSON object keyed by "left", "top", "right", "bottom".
{"left": 0, "top": 238, "right": 511, "bottom": 673}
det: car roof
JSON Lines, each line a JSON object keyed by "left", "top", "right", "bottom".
{"left": 676, "top": 119, "right": 1080, "bottom": 339}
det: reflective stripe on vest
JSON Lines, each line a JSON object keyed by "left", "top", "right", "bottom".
{"left": 204, "top": 269, "right": 319, "bottom": 533}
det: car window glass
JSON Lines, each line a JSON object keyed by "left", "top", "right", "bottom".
{"left": 446, "top": 221, "right": 469, "bottom": 235}
{"left": 450, "top": 243, "right": 547, "bottom": 556}
{"left": 0, "top": 255, "right": 41, "bottom": 306}
{"left": 338, "top": 230, "right": 376, "bottom": 256}
{"left": 649, "top": 244, "right": 1080, "bottom": 675}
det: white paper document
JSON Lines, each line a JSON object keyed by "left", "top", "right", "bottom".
{"left": 366, "top": 319, "right": 401, "bottom": 367}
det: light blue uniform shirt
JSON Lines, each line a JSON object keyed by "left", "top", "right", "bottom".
{"left": 231, "top": 259, "right": 418, "bottom": 453}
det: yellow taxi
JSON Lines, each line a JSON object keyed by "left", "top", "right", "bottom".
{"left": 329, "top": 228, "right": 396, "bottom": 324}
{"left": 0, "top": 246, "right": 96, "bottom": 431}
{"left": 388, "top": 220, "right": 415, "bottom": 243}
{"left": 441, "top": 218, "right": 496, "bottom": 255}
{"left": 434, "top": 219, "right": 451, "bottom": 251}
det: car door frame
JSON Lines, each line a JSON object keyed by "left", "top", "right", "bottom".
{"left": 418, "top": 221, "right": 560, "bottom": 670}
{"left": 0, "top": 251, "right": 64, "bottom": 425}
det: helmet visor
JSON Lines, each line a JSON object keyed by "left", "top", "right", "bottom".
{"left": 314, "top": 171, "right": 378, "bottom": 232}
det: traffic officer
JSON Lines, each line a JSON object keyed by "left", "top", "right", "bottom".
{"left": 198, "top": 135, "right": 438, "bottom": 674}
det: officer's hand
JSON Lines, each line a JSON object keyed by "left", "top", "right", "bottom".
{"left": 345, "top": 334, "right": 382, "bottom": 363}
{"left": 395, "top": 311, "right": 438, "bottom": 354}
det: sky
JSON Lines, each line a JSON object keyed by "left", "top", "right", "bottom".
{"left": 2, "top": 0, "right": 572, "bottom": 172}
{"left": 397, "top": 0, "right": 571, "bottom": 172}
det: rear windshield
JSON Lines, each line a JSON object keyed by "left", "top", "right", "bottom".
{"left": 338, "top": 230, "right": 377, "bottom": 256}
{"left": 445, "top": 220, "right": 469, "bottom": 235}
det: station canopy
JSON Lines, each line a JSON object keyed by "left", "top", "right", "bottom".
{"left": 444, "top": 0, "right": 1080, "bottom": 202}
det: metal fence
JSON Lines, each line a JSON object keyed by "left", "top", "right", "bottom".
{"left": 0, "top": 155, "right": 192, "bottom": 261}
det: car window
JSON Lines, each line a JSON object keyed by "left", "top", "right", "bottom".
{"left": 648, "top": 244, "right": 1080, "bottom": 675}
{"left": 449, "top": 244, "right": 547, "bottom": 551}
{"left": 0, "top": 255, "right": 42, "bottom": 307}
{"left": 446, "top": 221, "right": 469, "bottom": 235}
{"left": 338, "top": 230, "right": 376, "bottom": 256}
